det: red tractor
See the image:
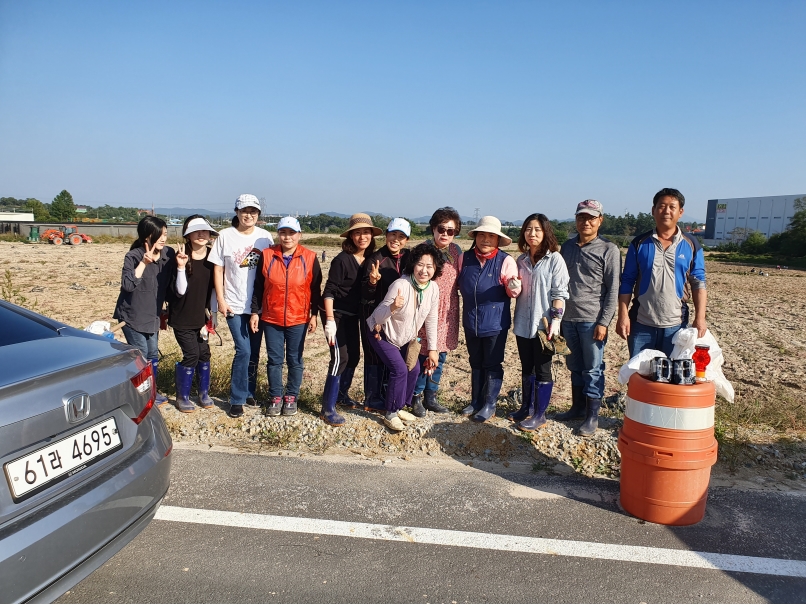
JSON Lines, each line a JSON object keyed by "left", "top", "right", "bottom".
{"left": 41, "top": 225, "right": 93, "bottom": 245}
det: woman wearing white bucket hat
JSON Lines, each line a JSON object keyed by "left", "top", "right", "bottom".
{"left": 169, "top": 215, "right": 219, "bottom": 413}
{"left": 457, "top": 215, "right": 522, "bottom": 422}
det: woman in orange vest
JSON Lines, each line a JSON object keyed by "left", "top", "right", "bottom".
{"left": 250, "top": 216, "right": 322, "bottom": 417}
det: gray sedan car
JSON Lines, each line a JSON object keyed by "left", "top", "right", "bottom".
{"left": 0, "top": 300, "right": 172, "bottom": 603}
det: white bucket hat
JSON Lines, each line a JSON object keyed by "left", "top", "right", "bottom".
{"left": 183, "top": 217, "right": 218, "bottom": 237}
{"left": 467, "top": 215, "right": 512, "bottom": 247}
{"left": 386, "top": 217, "right": 411, "bottom": 237}
{"left": 235, "top": 193, "right": 261, "bottom": 211}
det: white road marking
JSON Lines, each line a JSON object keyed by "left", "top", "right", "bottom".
{"left": 155, "top": 505, "right": 806, "bottom": 578}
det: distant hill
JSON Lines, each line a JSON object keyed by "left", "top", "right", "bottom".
{"left": 154, "top": 207, "right": 230, "bottom": 217}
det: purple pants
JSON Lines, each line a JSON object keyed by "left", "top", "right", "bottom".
{"left": 369, "top": 335, "right": 420, "bottom": 413}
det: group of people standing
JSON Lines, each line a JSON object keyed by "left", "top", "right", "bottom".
{"left": 113, "top": 188, "right": 707, "bottom": 436}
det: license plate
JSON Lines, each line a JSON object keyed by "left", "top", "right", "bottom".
{"left": 4, "top": 417, "right": 122, "bottom": 502}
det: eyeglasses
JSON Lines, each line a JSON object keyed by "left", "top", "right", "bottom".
{"left": 575, "top": 215, "right": 599, "bottom": 223}
{"left": 436, "top": 226, "right": 457, "bottom": 236}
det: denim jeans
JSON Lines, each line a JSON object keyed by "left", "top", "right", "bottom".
{"left": 627, "top": 321, "right": 683, "bottom": 358}
{"left": 562, "top": 321, "right": 606, "bottom": 399}
{"left": 263, "top": 322, "right": 307, "bottom": 398}
{"left": 121, "top": 326, "right": 159, "bottom": 361}
{"left": 226, "top": 313, "right": 262, "bottom": 405}
{"left": 414, "top": 351, "right": 448, "bottom": 395}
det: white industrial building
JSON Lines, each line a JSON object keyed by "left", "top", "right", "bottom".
{"left": 704, "top": 194, "right": 803, "bottom": 244}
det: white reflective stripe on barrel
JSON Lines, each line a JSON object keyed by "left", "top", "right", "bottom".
{"left": 625, "top": 396, "right": 714, "bottom": 430}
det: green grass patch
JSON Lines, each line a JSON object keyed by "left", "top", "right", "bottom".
{"left": 709, "top": 252, "right": 806, "bottom": 269}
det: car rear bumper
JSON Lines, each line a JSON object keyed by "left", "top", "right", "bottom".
{"left": 0, "top": 411, "right": 172, "bottom": 603}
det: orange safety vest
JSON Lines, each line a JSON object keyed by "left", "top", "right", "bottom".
{"left": 259, "top": 244, "right": 317, "bottom": 327}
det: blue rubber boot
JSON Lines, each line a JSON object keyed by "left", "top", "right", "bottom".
{"left": 577, "top": 397, "right": 601, "bottom": 437}
{"left": 321, "top": 375, "right": 346, "bottom": 426}
{"left": 337, "top": 366, "right": 361, "bottom": 409}
{"left": 195, "top": 361, "right": 215, "bottom": 409}
{"left": 174, "top": 363, "right": 196, "bottom": 413}
{"left": 472, "top": 374, "right": 503, "bottom": 423}
{"left": 363, "top": 364, "right": 386, "bottom": 413}
{"left": 461, "top": 370, "right": 484, "bottom": 416}
{"left": 151, "top": 358, "right": 169, "bottom": 407}
{"left": 507, "top": 374, "right": 536, "bottom": 422}
{"left": 518, "top": 382, "right": 554, "bottom": 432}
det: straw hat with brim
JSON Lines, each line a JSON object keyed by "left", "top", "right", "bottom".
{"left": 467, "top": 216, "right": 512, "bottom": 247}
{"left": 340, "top": 213, "right": 383, "bottom": 237}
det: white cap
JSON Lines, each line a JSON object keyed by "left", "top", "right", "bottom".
{"left": 277, "top": 216, "right": 302, "bottom": 232}
{"left": 183, "top": 217, "right": 218, "bottom": 237}
{"left": 235, "top": 194, "right": 261, "bottom": 211}
{"left": 386, "top": 217, "right": 411, "bottom": 237}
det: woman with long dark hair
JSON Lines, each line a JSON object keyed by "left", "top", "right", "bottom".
{"left": 113, "top": 215, "right": 175, "bottom": 405}
{"left": 509, "top": 213, "right": 570, "bottom": 431}
{"left": 319, "top": 213, "right": 380, "bottom": 426}
{"left": 209, "top": 194, "right": 274, "bottom": 418}
{"left": 169, "top": 215, "right": 218, "bottom": 412}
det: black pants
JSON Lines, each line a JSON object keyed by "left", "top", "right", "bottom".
{"left": 321, "top": 311, "right": 361, "bottom": 376}
{"left": 465, "top": 330, "right": 507, "bottom": 380}
{"left": 516, "top": 335, "right": 553, "bottom": 382}
{"left": 173, "top": 328, "right": 211, "bottom": 368}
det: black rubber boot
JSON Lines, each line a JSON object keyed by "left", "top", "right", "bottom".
{"left": 507, "top": 374, "right": 535, "bottom": 422}
{"left": 518, "top": 381, "right": 553, "bottom": 432}
{"left": 577, "top": 397, "right": 601, "bottom": 437}
{"left": 410, "top": 393, "right": 427, "bottom": 417}
{"left": 337, "top": 366, "right": 361, "bottom": 409}
{"left": 555, "top": 385, "right": 586, "bottom": 421}
{"left": 423, "top": 390, "right": 449, "bottom": 413}
{"left": 472, "top": 374, "right": 502, "bottom": 423}
{"left": 461, "top": 369, "right": 484, "bottom": 416}
{"left": 321, "top": 375, "right": 345, "bottom": 426}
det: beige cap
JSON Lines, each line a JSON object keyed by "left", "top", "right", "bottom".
{"left": 467, "top": 215, "right": 512, "bottom": 247}
{"left": 340, "top": 213, "right": 383, "bottom": 237}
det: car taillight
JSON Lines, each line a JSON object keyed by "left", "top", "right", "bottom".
{"left": 130, "top": 362, "right": 155, "bottom": 424}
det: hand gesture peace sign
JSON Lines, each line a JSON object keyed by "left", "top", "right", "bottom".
{"left": 175, "top": 242, "right": 188, "bottom": 269}
{"left": 368, "top": 260, "right": 381, "bottom": 285}
{"left": 391, "top": 287, "right": 405, "bottom": 312}
{"left": 142, "top": 239, "right": 160, "bottom": 264}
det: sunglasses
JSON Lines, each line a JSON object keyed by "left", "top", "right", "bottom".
{"left": 436, "top": 226, "right": 458, "bottom": 236}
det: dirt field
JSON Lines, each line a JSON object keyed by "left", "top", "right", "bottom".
{"left": 2, "top": 238, "right": 805, "bottom": 489}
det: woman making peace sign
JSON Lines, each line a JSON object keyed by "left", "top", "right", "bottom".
{"left": 169, "top": 215, "right": 218, "bottom": 413}
{"left": 113, "top": 216, "right": 175, "bottom": 406}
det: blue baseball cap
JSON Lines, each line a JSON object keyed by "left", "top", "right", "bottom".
{"left": 386, "top": 217, "right": 411, "bottom": 237}
{"left": 277, "top": 216, "right": 302, "bottom": 232}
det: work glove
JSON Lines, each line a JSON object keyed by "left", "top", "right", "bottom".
{"left": 507, "top": 277, "right": 522, "bottom": 296}
{"left": 324, "top": 320, "right": 337, "bottom": 346}
{"left": 547, "top": 318, "right": 561, "bottom": 340}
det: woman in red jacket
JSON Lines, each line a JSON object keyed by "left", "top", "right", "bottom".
{"left": 250, "top": 216, "right": 322, "bottom": 416}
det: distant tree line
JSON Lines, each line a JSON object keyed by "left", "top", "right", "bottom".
{"left": 1, "top": 191, "right": 142, "bottom": 223}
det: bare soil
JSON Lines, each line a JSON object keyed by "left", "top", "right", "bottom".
{"left": 2, "top": 240, "right": 804, "bottom": 490}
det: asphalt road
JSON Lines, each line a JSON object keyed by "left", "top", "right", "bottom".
{"left": 58, "top": 446, "right": 806, "bottom": 603}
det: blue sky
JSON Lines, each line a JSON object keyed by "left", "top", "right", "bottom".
{"left": 1, "top": 1, "right": 804, "bottom": 222}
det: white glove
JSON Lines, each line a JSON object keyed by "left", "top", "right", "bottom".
{"left": 324, "top": 320, "right": 337, "bottom": 346}
{"left": 507, "top": 277, "right": 522, "bottom": 295}
{"left": 548, "top": 318, "right": 561, "bottom": 340}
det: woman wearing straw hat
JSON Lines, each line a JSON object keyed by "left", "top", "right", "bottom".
{"left": 457, "top": 216, "right": 522, "bottom": 422}
{"left": 319, "top": 213, "right": 382, "bottom": 426}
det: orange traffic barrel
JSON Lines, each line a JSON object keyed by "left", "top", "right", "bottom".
{"left": 618, "top": 373, "right": 718, "bottom": 526}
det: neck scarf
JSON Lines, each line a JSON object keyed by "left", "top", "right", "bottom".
{"left": 475, "top": 247, "right": 498, "bottom": 262}
{"left": 409, "top": 274, "right": 430, "bottom": 305}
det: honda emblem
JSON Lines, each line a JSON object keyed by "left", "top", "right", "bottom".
{"left": 64, "top": 392, "right": 91, "bottom": 423}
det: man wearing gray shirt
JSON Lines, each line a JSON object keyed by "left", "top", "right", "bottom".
{"left": 557, "top": 199, "right": 621, "bottom": 436}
